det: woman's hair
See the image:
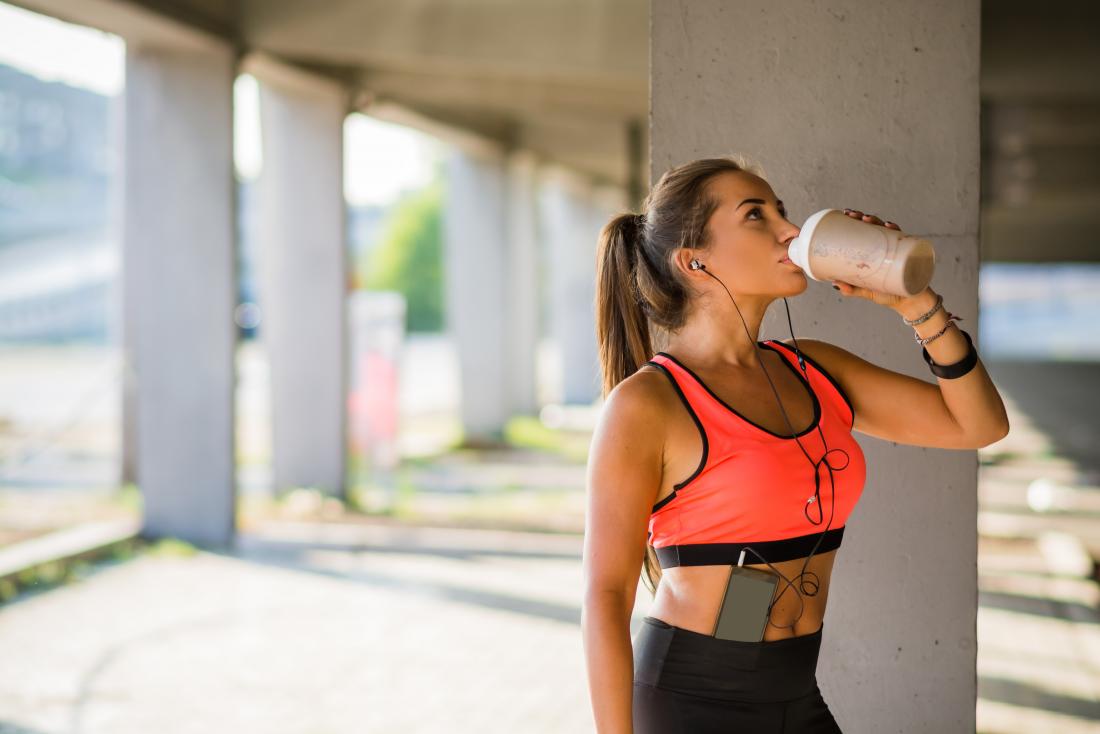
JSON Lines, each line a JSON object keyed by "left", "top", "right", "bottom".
{"left": 594, "top": 152, "right": 765, "bottom": 596}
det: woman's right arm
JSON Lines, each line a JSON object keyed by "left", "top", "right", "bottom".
{"left": 582, "top": 373, "right": 666, "bottom": 734}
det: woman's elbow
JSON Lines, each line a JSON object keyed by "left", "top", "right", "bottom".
{"left": 976, "top": 418, "right": 1007, "bottom": 448}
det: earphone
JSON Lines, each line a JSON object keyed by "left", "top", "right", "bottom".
{"left": 688, "top": 256, "right": 851, "bottom": 632}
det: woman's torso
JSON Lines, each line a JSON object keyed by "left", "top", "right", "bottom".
{"left": 638, "top": 339, "right": 866, "bottom": 641}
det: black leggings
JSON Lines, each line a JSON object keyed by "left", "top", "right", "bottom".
{"left": 632, "top": 616, "right": 843, "bottom": 733}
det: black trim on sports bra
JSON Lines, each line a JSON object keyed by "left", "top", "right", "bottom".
{"left": 654, "top": 343, "right": 822, "bottom": 440}
{"left": 654, "top": 526, "right": 846, "bottom": 568}
{"left": 643, "top": 360, "right": 709, "bottom": 512}
{"left": 767, "top": 340, "right": 856, "bottom": 429}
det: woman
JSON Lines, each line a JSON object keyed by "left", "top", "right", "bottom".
{"left": 581, "top": 155, "right": 1009, "bottom": 733}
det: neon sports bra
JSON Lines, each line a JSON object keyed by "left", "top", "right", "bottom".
{"left": 643, "top": 339, "right": 866, "bottom": 569}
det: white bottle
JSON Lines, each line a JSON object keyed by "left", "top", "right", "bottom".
{"left": 786, "top": 208, "right": 936, "bottom": 297}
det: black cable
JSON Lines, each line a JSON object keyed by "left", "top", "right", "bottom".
{"left": 696, "top": 265, "right": 851, "bottom": 631}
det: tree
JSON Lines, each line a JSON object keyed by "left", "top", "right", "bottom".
{"left": 362, "top": 179, "right": 444, "bottom": 332}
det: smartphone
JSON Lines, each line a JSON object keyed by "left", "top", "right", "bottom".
{"left": 712, "top": 565, "right": 780, "bottom": 641}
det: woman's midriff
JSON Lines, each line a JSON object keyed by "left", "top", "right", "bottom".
{"left": 646, "top": 548, "right": 838, "bottom": 641}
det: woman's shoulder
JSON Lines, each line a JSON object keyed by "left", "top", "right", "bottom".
{"left": 597, "top": 361, "right": 681, "bottom": 426}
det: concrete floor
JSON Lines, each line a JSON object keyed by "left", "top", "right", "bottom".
{"left": 1, "top": 358, "right": 1099, "bottom": 732}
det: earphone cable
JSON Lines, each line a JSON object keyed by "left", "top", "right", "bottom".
{"left": 694, "top": 261, "right": 850, "bottom": 631}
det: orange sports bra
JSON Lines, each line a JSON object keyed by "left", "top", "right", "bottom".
{"left": 644, "top": 339, "right": 866, "bottom": 569}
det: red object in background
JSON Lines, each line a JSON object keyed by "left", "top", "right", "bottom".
{"left": 348, "top": 350, "right": 398, "bottom": 455}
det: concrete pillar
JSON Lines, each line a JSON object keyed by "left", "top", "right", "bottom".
{"left": 123, "top": 42, "right": 237, "bottom": 548}
{"left": 442, "top": 147, "right": 510, "bottom": 443}
{"left": 652, "top": 2, "right": 980, "bottom": 731}
{"left": 251, "top": 59, "right": 348, "bottom": 499}
{"left": 539, "top": 166, "right": 602, "bottom": 405}
{"left": 504, "top": 150, "right": 541, "bottom": 418}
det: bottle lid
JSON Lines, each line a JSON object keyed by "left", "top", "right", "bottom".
{"left": 786, "top": 208, "right": 839, "bottom": 281}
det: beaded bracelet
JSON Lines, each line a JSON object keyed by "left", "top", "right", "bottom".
{"left": 921, "top": 327, "right": 978, "bottom": 379}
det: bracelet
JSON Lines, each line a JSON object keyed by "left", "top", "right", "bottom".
{"left": 902, "top": 293, "right": 943, "bottom": 326}
{"left": 922, "top": 327, "right": 978, "bottom": 379}
{"left": 913, "top": 313, "right": 963, "bottom": 347}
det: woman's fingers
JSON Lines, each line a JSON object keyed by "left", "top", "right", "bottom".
{"left": 835, "top": 280, "right": 873, "bottom": 300}
{"left": 843, "top": 208, "right": 899, "bottom": 229}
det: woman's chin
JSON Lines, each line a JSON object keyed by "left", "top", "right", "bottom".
{"left": 780, "top": 272, "right": 809, "bottom": 296}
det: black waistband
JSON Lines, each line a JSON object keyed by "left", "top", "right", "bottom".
{"left": 634, "top": 616, "right": 824, "bottom": 702}
{"left": 654, "top": 526, "right": 845, "bottom": 568}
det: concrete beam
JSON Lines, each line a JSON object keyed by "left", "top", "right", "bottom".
{"left": 239, "top": 0, "right": 646, "bottom": 85}
{"left": 9, "top": 0, "right": 228, "bottom": 52}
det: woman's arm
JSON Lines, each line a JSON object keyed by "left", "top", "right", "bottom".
{"left": 784, "top": 286, "right": 1010, "bottom": 450}
{"left": 582, "top": 372, "right": 666, "bottom": 734}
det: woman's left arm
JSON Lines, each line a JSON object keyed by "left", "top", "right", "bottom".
{"left": 789, "top": 209, "right": 1010, "bottom": 450}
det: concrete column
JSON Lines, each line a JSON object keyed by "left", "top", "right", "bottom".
{"left": 442, "top": 147, "right": 510, "bottom": 443}
{"left": 652, "top": 2, "right": 980, "bottom": 731}
{"left": 123, "top": 42, "right": 237, "bottom": 548}
{"left": 504, "top": 150, "right": 541, "bottom": 418}
{"left": 251, "top": 59, "right": 348, "bottom": 499}
{"left": 539, "top": 166, "right": 602, "bottom": 405}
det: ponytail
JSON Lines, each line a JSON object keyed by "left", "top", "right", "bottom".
{"left": 595, "top": 213, "right": 654, "bottom": 400}
{"left": 594, "top": 211, "right": 665, "bottom": 595}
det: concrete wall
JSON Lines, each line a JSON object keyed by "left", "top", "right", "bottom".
{"left": 652, "top": 1, "right": 981, "bottom": 731}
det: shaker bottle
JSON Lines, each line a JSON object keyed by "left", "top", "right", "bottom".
{"left": 786, "top": 208, "right": 936, "bottom": 297}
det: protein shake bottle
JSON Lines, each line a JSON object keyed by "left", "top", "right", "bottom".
{"left": 786, "top": 208, "right": 936, "bottom": 297}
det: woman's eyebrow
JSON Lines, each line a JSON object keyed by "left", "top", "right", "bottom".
{"left": 736, "top": 198, "right": 785, "bottom": 210}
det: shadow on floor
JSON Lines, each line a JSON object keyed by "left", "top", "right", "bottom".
{"left": 986, "top": 360, "right": 1100, "bottom": 483}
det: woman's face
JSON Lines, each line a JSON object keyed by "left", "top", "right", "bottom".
{"left": 691, "top": 171, "right": 806, "bottom": 298}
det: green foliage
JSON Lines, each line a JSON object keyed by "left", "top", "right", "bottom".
{"left": 362, "top": 180, "right": 445, "bottom": 332}
{"left": 145, "top": 537, "right": 198, "bottom": 557}
{"left": 503, "top": 415, "right": 591, "bottom": 463}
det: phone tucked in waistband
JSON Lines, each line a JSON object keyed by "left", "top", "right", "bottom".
{"left": 712, "top": 564, "right": 780, "bottom": 642}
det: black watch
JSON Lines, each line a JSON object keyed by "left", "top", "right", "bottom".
{"left": 922, "top": 328, "right": 977, "bottom": 379}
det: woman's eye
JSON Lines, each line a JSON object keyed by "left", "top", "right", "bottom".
{"left": 747, "top": 206, "right": 789, "bottom": 221}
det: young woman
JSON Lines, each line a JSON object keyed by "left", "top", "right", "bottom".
{"left": 581, "top": 155, "right": 1009, "bottom": 733}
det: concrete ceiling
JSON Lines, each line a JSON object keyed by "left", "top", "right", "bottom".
{"left": 237, "top": 0, "right": 649, "bottom": 190}
{"left": 10, "top": 0, "right": 1100, "bottom": 260}
{"left": 126, "top": 0, "right": 650, "bottom": 192}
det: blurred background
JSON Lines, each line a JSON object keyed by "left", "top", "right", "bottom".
{"left": 0, "top": 1, "right": 1097, "bottom": 733}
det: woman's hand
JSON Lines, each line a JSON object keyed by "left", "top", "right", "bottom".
{"left": 830, "top": 209, "right": 909, "bottom": 309}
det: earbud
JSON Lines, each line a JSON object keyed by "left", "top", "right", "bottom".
{"left": 690, "top": 259, "right": 704, "bottom": 271}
